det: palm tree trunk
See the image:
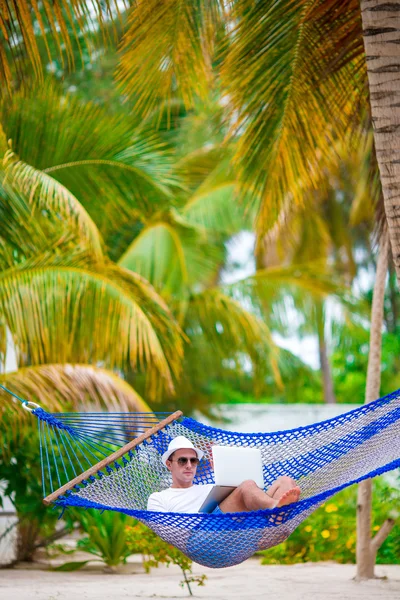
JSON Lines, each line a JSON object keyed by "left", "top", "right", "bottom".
{"left": 388, "top": 258, "right": 398, "bottom": 333}
{"left": 356, "top": 232, "right": 395, "bottom": 579}
{"left": 360, "top": 1, "right": 400, "bottom": 282}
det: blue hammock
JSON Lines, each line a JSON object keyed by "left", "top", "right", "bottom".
{"left": 21, "top": 389, "right": 400, "bottom": 568}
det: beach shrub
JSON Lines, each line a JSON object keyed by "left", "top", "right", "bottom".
{"left": 55, "top": 509, "right": 137, "bottom": 572}
{"left": 259, "top": 477, "right": 400, "bottom": 565}
{"left": 125, "top": 522, "right": 206, "bottom": 595}
{"left": 75, "top": 510, "right": 136, "bottom": 570}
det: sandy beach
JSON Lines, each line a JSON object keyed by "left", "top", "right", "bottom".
{"left": 1, "top": 559, "right": 399, "bottom": 600}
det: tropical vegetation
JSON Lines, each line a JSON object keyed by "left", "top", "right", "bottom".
{"left": 0, "top": 0, "right": 399, "bottom": 579}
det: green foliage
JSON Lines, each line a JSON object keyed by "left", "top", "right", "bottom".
{"left": 332, "top": 329, "right": 400, "bottom": 403}
{"left": 126, "top": 522, "right": 206, "bottom": 595}
{"left": 72, "top": 510, "right": 135, "bottom": 569}
{"left": 259, "top": 478, "right": 400, "bottom": 565}
{"left": 0, "top": 425, "right": 60, "bottom": 561}
{"left": 54, "top": 559, "right": 95, "bottom": 572}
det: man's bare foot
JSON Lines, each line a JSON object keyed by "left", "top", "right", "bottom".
{"left": 274, "top": 486, "right": 301, "bottom": 508}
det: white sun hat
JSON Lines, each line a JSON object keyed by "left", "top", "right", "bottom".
{"left": 161, "top": 435, "right": 204, "bottom": 466}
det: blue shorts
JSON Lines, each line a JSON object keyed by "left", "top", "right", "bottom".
{"left": 212, "top": 504, "right": 223, "bottom": 515}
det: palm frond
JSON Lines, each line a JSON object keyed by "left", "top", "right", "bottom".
{"left": 257, "top": 201, "right": 332, "bottom": 269}
{"left": 182, "top": 182, "right": 252, "bottom": 235}
{"left": 111, "top": 0, "right": 366, "bottom": 237}
{"left": 0, "top": 84, "right": 178, "bottom": 243}
{"left": 0, "top": 177, "right": 85, "bottom": 270}
{"left": 223, "top": 262, "right": 343, "bottom": 335}
{"left": 3, "top": 150, "right": 103, "bottom": 259}
{"left": 222, "top": 0, "right": 366, "bottom": 234}
{"left": 1, "top": 363, "right": 150, "bottom": 415}
{"left": 344, "top": 130, "right": 382, "bottom": 228}
{"left": 175, "top": 141, "right": 253, "bottom": 236}
{"left": 118, "top": 218, "right": 223, "bottom": 319}
{"left": 0, "top": 363, "right": 150, "bottom": 455}
{"left": 0, "top": 1, "right": 126, "bottom": 90}
{"left": 186, "top": 287, "right": 281, "bottom": 385}
{"left": 0, "top": 256, "right": 183, "bottom": 397}
{"left": 117, "top": 0, "right": 225, "bottom": 117}
{"left": 176, "top": 146, "right": 229, "bottom": 192}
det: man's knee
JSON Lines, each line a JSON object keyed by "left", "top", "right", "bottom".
{"left": 238, "top": 479, "right": 260, "bottom": 495}
{"left": 276, "top": 475, "right": 295, "bottom": 486}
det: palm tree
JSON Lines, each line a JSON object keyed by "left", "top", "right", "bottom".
{"left": 6, "top": 85, "right": 347, "bottom": 417}
{"left": 0, "top": 93, "right": 187, "bottom": 557}
{"left": 0, "top": 107, "right": 185, "bottom": 430}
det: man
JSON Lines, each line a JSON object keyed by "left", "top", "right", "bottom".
{"left": 147, "top": 436, "right": 300, "bottom": 514}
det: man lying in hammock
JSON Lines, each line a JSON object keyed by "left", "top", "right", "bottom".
{"left": 148, "top": 436, "right": 301, "bottom": 514}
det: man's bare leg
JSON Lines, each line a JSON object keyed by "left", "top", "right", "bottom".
{"left": 219, "top": 477, "right": 300, "bottom": 513}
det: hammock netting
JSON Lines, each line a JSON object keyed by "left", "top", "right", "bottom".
{"left": 32, "top": 389, "right": 400, "bottom": 569}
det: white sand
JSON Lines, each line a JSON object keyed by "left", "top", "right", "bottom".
{"left": 1, "top": 560, "right": 399, "bottom": 600}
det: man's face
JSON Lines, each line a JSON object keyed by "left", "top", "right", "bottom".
{"left": 166, "top": 448, "right": 198, "bottom": 488}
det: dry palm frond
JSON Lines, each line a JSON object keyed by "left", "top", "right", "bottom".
{"left": 117, "top": 0, "right": 225, "bottom": 119}
{"left": 222, "top": 0, "right": 366, "bottom": 234}
{"left": 0, "top": 362, "right": 150, "bottom": 458}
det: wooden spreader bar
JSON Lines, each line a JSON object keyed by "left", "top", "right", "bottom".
{"left": 43, "top": 410, "right": 183, "bottom": 506}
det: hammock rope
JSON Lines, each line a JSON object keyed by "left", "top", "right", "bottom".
{"left": 3, "top": 384, "right": 400, "bottom": 568}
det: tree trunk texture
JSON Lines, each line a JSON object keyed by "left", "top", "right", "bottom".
{"left": 388, "top": 258, "right": 398, "bottom": 332}
{"left": 360, "top": 1, "right": 400, "bottom": 282}
{"left": 316, "top": 302, "right": 336, "bottom": 404}
{"left": 356, "top": 233, "right": 395, "bottom": 580}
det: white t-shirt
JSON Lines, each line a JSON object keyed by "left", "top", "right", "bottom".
{"left": 147, "top": 484, "right": 214, "bottom": 513}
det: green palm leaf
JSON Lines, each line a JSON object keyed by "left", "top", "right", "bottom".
{"left": 118, "top": 218, "right": 223, "bottom": 318}
{"left": 0, "top": 84, "right": 177, "bottom": 243}
{"left": 223, "top": 262, "right": 341, "bottom": 335}
{"left": 187, "top": 286, "right": 279, "bottom": 366}
{"left": 0, "top": 177, "right": 82, "bottom": 271}
{"left": 0, "top": 256, "right": 183, "bottom": 396}
{"left": 184, "top": 286, "right": 283, "bottom": 400}
{"left": 182, "top": 182, "right": 254, "bottom": 235}
{"left": 3, "top": 151, "right": 103, "bottom": 259}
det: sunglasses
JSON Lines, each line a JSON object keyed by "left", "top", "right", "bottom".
{"left": 172, "top": 457, "right": 200, "bottom": 466}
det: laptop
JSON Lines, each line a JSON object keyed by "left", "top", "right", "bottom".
{"left": 198, "top": 445, "right": 264, "bottom": 513}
